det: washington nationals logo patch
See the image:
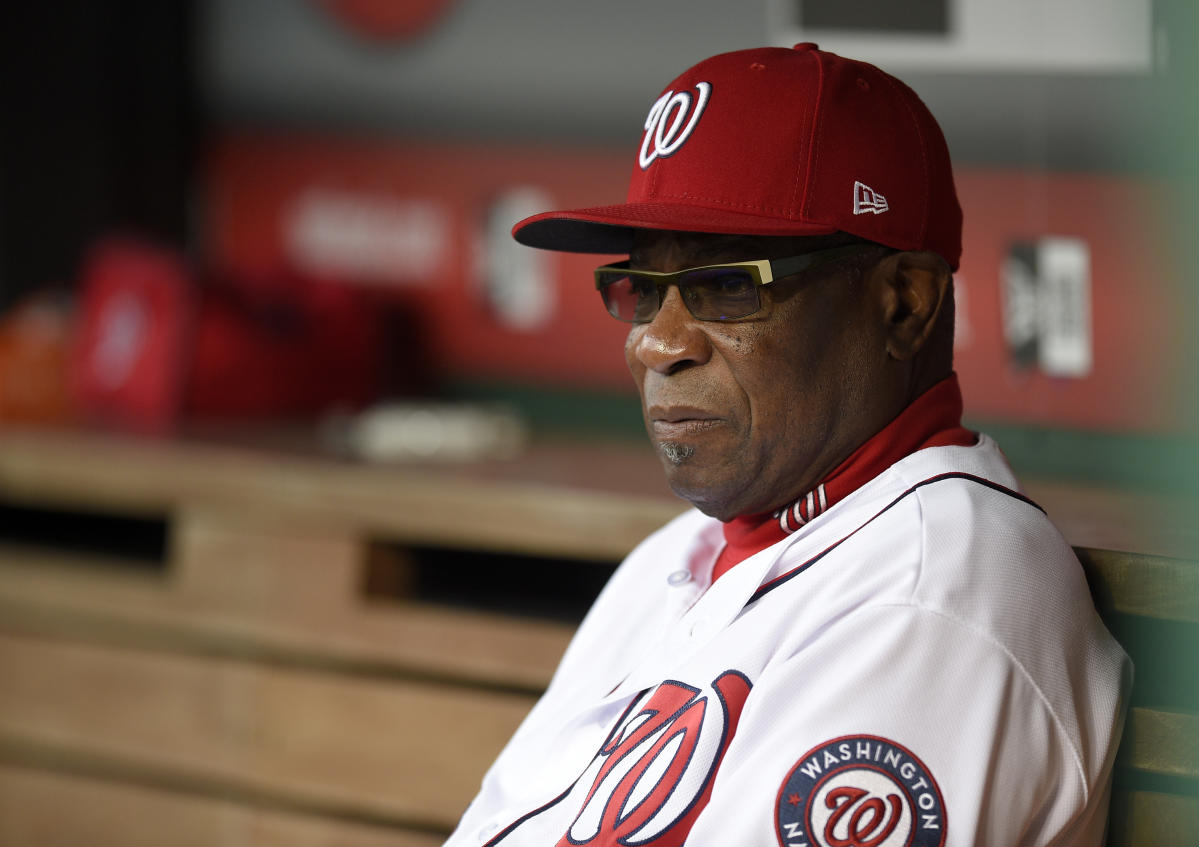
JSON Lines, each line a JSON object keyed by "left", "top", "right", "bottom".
{"left": 776, "top": 735, "right": 946, "bottom": 847}
{"left": 638, "top": 82, "right": 712, "bottom": 170}
{"left": 559, "top": 670, "right": 751, "bottom": 846}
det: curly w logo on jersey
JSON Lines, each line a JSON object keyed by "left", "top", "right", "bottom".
{"left": 557, "top": 670, "right": 751, "bottom": 846}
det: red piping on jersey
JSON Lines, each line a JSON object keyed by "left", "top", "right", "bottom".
{"left": 711, "top": 373, "right": 975, "bottom": 583}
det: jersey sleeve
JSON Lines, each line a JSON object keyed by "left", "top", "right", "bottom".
{"left": 685, "top": 601, "right": 1110, "bottom": 847}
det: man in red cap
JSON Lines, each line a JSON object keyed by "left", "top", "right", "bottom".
{"left": 447, "top": 45, "right": 1130, "bottom": 847}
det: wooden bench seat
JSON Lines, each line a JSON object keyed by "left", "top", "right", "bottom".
{"left": 1076, "top": 549, "right": 1199, "bottom": 845}
{"left": 0, "top": 542, "right": 573, "bottom": 839}
{"left": 0, "top": 764, "right": 446, "bottom": 847}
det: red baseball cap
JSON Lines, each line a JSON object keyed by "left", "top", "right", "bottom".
{"left": 512, "top": 43, "right": 962, "bottom": 270}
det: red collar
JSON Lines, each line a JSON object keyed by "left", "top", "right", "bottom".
{"left": 712, "top": 374, "right": 975, "bottom": 582}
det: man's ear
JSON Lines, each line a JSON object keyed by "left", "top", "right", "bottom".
{"left": 873, "top": 251, "right": 952, "bottom": 361}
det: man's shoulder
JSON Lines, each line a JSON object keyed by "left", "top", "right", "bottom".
{"left": 861, "top": 435, "right": 1088, "bottom": 613}
{"left": 772, "top": 435, "right": 1112, "bottom": 672}
{"left": 875, "top": 439, "right": 1129, "bottom": 744}
{"left": 893, "top": 435, "right": 1076, "bottom": 583}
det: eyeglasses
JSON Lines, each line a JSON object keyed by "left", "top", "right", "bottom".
{"left": 594, "top": 244, "right": 870, "bottom": 323}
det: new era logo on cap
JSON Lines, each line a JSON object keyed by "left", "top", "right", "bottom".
{"left": 853, "top": 181, "right": 889, "bottom": 215}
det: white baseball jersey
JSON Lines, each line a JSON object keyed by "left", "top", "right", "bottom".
{"left": 446, "top": 435, "right": 1132, "bottom": 847}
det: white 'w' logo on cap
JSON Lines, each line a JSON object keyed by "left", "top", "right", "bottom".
{"left": 639, "top": 82, "right": 712, "bottom": 170}
{"left": 853, "top": 181, "right": 889, "bottom": 215}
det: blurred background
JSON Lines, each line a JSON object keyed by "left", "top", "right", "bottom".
{"left": 0, "top": 1, "right": 1196, "bottom": 845}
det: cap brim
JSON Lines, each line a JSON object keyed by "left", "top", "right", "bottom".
{"left": 512, "top": 203, "right": 838, "bottom": 254}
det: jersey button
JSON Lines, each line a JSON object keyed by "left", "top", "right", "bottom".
{"left": 478, "top": 822, "right": 500, "bottom": 842}
{"left": 667, "top": 569, "right": 692, "bottom": 586}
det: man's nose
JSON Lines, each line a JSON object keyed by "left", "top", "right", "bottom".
{"left": 629, "top": 286, "right": 713, "bottom": 375}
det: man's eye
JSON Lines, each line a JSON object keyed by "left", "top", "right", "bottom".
{"left": 691, "top": 271, "right": 753, "bottom": 295}
{"left": 710, "top": 273, "right": 752, "bottom": 292}
{"left": 629, "top": 277, "right": 659, "bottom": 298}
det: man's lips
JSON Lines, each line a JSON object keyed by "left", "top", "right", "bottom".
{"left": 649, "top": 406, "right": 723, "bottom": 439}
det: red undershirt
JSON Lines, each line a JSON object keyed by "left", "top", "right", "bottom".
{"left": 711, "top": 374, "right": 976, "bottom": 583}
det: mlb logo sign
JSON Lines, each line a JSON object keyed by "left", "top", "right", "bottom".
{"left": 1001, "top": 237, "right": 1092, "bottom": 378}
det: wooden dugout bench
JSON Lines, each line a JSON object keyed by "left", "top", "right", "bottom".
{"left": 0, "top": 425, "right": 1194, "bottom": 845}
